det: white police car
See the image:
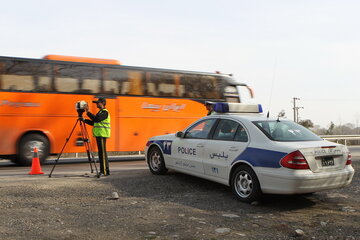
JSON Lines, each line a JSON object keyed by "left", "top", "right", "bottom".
{"left": 145, "top": 103, "right": 355, "bottom": 202}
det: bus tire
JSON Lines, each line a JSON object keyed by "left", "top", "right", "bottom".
{"left": 147, "top": 146, "right": 168, "bottom": 175}
{"left": 17, "top": 133, "right": 50, "bottom": 166}
{"left": 230, "top": 165, "right": 262, "bottom": 203}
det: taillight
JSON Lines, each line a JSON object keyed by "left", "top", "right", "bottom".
{"left": 346, "top": 153, "right": 352, "bottom": 165}
{"left": 280, "top": 150, "right": 309, "bottom": 169}
{"left": 146, "top": 141, "right": 152, "bottom": 147}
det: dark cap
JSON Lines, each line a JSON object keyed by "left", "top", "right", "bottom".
{"left": 92, "top": 97, "right": 106, "bottom": 105}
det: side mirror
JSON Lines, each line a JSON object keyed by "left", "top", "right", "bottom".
{"left": 176, "top": 131, "right": 184, "bottom": 138}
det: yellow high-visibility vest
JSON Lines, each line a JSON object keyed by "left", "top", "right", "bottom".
{"left": 93, "top": 109, "right": 111, "bottom": 138}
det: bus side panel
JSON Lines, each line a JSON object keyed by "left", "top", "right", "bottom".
{"left": 0, "top": 92, "right": 97, "bottom": 155}
{"left": 0, "top": 115, "right": 19, "bottom": 154}
{"left": 118, "top": 118, "right": 197, "bottom": 151}
{"left": 0, "top": 93, "right": 208, "bottom": 155}
{"left": 117, "top": 96, "right": 207, "bottom": 151}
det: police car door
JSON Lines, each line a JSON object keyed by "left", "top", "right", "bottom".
{"left": 172, "top": 119, "right": 217, "bottom": 175}
{"left": 203, "top": 119, "right": 249, "bottom": 179}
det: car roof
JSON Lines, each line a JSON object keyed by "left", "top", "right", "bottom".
{"left": 207, "top": 113, "right": 281, "bottom": 122}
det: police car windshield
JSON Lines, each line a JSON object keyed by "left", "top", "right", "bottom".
{"left": 253, "top": 120, "right": 322, "bottom": 142}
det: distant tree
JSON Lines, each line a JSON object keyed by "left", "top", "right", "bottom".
{"left": 354, "top": 127, "right": 360, "bottom": 134}
{"left": 333, "top": 124, "right": 353, "bottom": 135}
{"left": 298, "top": 119, "right": 314, "bottom": 129}
{"left": 326, "top": 121, "right": 335, "bottom": 135}
{"left": 312, "top": 125, "right": 327, "bottom": 135}
{"left": 311, "top": 121, "right": 360, "bottom": 136}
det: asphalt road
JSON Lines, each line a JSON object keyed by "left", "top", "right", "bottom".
{"left": 0, "top": 153, "right": 358, "bottom": 239}
{"left": 0, "top": 159, "right": 147, "bottom": 179}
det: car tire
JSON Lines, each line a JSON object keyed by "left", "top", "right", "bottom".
{"left": 147, "top": 146, "right": 168, "bottom": 175}
{"left": 17, "top": 133, "right": 50, "bottom": 166}
{"left": 230, "top": 165, "right": 262, "bottom": 203}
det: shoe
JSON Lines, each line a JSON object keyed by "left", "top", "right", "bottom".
{"left": 98, "top": 172, "right": 110, "bottom": 177}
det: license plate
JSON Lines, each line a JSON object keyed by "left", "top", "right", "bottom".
{"left": 321, "top": 157, "right": 334, "bottom": 167}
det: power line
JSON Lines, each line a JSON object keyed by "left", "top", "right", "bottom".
{"left": 301, "top": 98, "right": 360, "bottom": 102}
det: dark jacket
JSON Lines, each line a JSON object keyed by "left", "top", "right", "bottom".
{"left": 84, "top": 109, "right": 108, "bottom": 126}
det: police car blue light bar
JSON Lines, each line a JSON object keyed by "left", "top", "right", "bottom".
{"left": 213, "top": 102, "right": 263, "bottom": 113}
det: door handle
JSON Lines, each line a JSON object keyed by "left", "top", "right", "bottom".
{"left": 196, "top": 143, "right": 204, "bottom": 148}
{"left": 229, "top": 146, "right": 239, "bottom": 151}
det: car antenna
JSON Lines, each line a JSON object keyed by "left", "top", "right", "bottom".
{"left": 267, "top": 57, "right": 277, "bottom": 119}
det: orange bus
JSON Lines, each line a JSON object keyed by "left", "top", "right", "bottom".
{"left": 0, "top": 55, "right": 254, "bottom": 165}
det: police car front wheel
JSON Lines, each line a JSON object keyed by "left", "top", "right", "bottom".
{"left": 231, "top": 165, "right": 262, "bottom": 203}
{"left": 148, "top": 147, "right": 168, "bottom": 175}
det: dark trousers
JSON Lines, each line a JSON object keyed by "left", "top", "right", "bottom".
{"left": 96, "top": 137, "right": 109, "bottom": 175}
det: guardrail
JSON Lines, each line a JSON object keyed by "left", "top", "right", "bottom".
{"left": 320, "top": 135, "right": 360, "bottom": 145}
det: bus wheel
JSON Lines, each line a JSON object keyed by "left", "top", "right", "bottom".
{"left": 230, "top": 165, "right": 262, "bottom": 203}
{"left": 17, "top": 133, "right": 50, "bottom": 166}
{"left": 147, "top": 147, "right": 168, "bottom": 175}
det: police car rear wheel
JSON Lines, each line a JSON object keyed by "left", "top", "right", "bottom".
{"left": 148, "top": 147, "right": 167, "bottom": 175}
{"left": 231, "top": 165, "right": 262, "bottom": 203}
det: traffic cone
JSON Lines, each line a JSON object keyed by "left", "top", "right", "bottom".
{"left": 28, "top": 147, "right": 44, "bottom": 175}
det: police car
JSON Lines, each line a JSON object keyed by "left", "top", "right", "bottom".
{"left": 145, "top": 103, "right": 355, "bottom": 202}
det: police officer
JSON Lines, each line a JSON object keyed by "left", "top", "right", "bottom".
{"left": 205, "top": 101, "right": 215, "bottom": 115}
{"left": 84, "top": 97, "right": 111, "bottom": 176}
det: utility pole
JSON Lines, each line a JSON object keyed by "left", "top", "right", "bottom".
{"left": 292, "top": 97, "right": 303, "bottom": 122}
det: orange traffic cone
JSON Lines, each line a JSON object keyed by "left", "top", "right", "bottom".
{"left": 29, "top": 147, "right": 44, "bottom": 175}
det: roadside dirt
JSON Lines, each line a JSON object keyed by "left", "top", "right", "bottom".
{"left": 0, "top": 161, "right": 359, "bottom": 240}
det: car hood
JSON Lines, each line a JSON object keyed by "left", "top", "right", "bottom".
{"left": 149, "top": 133, "right": 176, "bottom": 141}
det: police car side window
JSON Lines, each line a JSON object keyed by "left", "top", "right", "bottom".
{"left": 213, "top": 119, "right": 239, "bottom": 141}
{"left": 184, "top": 119, "right": 216, "bottom": 139}
{"left": 234, "top": 124, "right": 248, "bottom": 142}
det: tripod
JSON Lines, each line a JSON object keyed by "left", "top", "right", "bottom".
{"left": 49, "top": 112, "right": 100, "bottom": 178}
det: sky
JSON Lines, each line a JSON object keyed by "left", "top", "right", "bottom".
{"left": 1, "top": 0, "right": 359, "bottom": 128}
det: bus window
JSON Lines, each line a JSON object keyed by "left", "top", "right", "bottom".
{"left": 2, "top": 75, "right": 33, "bottom": 91}
{"left": 54, "top": 64, "right": 100, "bottom": 93}
{"left": 127, "top": 70, "right": 144, "bottom": 95}
{"left": 82, "top": 78, "right": 100, "bottom": 93}
{"left": 38, "top": 76, "right": 51, "bottom": 91}
{"left": 55, "top": 76, "right": 78, "bottom": 92}
{"left": 145, "top": 72, "right": 156, "bottom": 96}
{"left": 0, "top": 60, "right": 52, "bottom": 92}
{"left": 158, "top": 73, "right": 175, "bottom": 96}
{"left": 103, "top": 68, "right": 128, "bottom": 94}
{"left": 183, "top": 74, "right": 201, "bottom": 98}
{"left": 0, "top": 61, "right": 4, "bottom": 89}
{"left": 174, "top": 74, "right": 185, "bottom": 97}
{"left": 145, "top": 72, "right": 177, "bottom": 97}
{"left": 104, "top": 79, "right": 118, "bottom": 94}
{"left": 200, "top": 76, "right": 221, "bottom": 99}
{"left": 182, "top": 74, "right": 222, "bottom": 100}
